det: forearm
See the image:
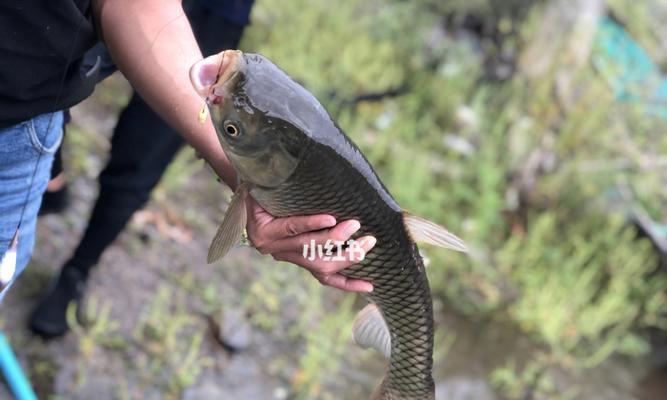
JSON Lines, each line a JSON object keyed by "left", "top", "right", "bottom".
{"left": 92, "top": 0, "right": 236, "bottom": 188}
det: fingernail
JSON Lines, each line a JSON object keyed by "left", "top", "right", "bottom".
{"left": 355, "top": 236, "right": 376, "bottom": 262}
{"left": 362, "top": 236, "right": 377, "bottom": 250}
{"left": 322, "top": 216, "right": 336, "bottom": 228}
{"left": 364, "top": 283, "right": 374, "bottom": 293}
{"left": 344, "top": 220, "right": 361, "bottom": 236}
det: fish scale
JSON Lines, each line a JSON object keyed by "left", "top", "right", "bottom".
{"left": 251, "top": 142, "right": 435, "bottom": 399}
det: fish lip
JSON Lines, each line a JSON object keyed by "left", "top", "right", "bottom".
{"left": 189, "top": 50, "right": 244, "bottom": 102}
{"left": 208, "top": 50, "right": 244, "bottom": 103}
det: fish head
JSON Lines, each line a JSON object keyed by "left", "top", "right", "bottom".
{"left": 190, "top": 50, "right": 313, "bottom": 188}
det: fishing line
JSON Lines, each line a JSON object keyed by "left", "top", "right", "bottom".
{"left": 10, "top": 15, "right": 84, "bottom": 243}
{"left": 9, "top": 4, "right": 192, "bottom": 249}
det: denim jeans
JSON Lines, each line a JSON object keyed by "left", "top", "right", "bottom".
{"left": 0, "top": 111, "right": 64, "bottom": 301}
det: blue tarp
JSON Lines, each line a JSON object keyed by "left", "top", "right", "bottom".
{"left": 593, "top": 18, "right": 667, "bottom": 118}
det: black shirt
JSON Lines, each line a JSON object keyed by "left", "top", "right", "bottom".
{"left": 0, "top": 1, "right": 97, "bottom": 128}
{"left": 0, "top": 0, "right": 255, "bottom": 129}
{"left": 198, "top": 0, "right": 255, "bottom": 26}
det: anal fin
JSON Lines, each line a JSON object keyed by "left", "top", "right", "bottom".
{"left": 352, "top": 303, "right": 391, "bottom": 359}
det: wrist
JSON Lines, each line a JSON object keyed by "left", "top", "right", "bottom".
{"left": 205, "top": 148, "right": 237, "bottom": 190}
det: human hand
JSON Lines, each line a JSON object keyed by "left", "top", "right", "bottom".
{"left": 245, "top": 197, "right": 376, "bottom": 293}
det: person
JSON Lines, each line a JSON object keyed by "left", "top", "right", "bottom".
{"left": 29, "top": 0, "right": 254, "bottom": 337}
{"left": 0, "top": 0, "right": 375, "bottom": 318}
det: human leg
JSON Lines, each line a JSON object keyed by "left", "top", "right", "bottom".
{"left": 0, "top": 112, "right": 64, "bottom": 302}
{"left": 39, "top": 111, "right": 70, "bottom": 215}
{"left": 29, "top": 4, "right": 248, "bottom": 337}
{"left": 28, "top": 95, "right": 184, "bottom": 337}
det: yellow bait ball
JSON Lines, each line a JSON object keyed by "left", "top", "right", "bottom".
{"left": 198, "top": 106, "right": 208, "bottom": 124}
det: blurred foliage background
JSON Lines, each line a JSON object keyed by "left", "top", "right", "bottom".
{"left": 5, "top": 0, "right": 666, "bottom": 399}
{"left": 238, "top": 0, "right": 667, "bottom": 398}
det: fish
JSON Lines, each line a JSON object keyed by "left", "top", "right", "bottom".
{"left": 190, "top": 50, "right": 467, "bottom": 400}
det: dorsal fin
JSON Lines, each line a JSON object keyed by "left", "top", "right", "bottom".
{"left": 403, "top": 213, "right": 468, "bottom": 252}
{"left": 352, "top": 303, "right": 391, "bottom": 359}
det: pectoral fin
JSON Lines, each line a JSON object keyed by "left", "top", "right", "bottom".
{"left": 352, "top": 303, "right": 391, "bottom": 359}
{"left": 403, "top": 213, "right": 468, "bottom": 252}
{"left": 208, "top": 184, "right": 249, "bottom": 263}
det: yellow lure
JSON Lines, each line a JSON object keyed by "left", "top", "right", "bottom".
{"left": 198, "top": 104, "right": 208, "bottom": 124}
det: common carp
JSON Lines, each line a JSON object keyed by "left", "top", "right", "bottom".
{"left": 190, "top": 50, "right": 467, "bottom": 400}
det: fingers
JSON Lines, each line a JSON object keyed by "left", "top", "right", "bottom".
{"left": 269, "top": 214, "right": 338, "bottom": 239}
{"left": 245, "top": 197, "right": 277, "bottom": 227}
{"left": 315, "top": 274, "right": 374, "bottom": 293}
{"left": 244, "top": 199, "right": 376, "bottom": 293}
{"left": 257, "top": 219, "right": 360, "bottom": 255}
{"left": 249, "top": 214, "right": 337, "bottom": 248}
{"left": 271, "top": 235, "right": 377, "bottom": 293}
{"left": 245, "top": 195, "right": 338, "bottom": 249}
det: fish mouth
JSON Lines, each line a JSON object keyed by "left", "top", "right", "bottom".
{"left": 190, "top": 50, "right": 244, "bottom": 103}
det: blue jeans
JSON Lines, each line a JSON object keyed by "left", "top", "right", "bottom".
{"left": 0, "top": 111, "right": 64, "bottom": 301}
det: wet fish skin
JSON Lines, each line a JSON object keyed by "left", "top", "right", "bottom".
{"left": 254, "top": 145, "right": 435, "bottom": 400}
{"left": 194, "top": 50, "right": 464, "bottom": 399}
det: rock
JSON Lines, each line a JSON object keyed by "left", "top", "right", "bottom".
{"left": 435, "top": 376, "right": 496, "bottom": 400}
{"left": 182, "top": 381, "right": 230, "bottom": 400}
{"left": 216, "top": 308, "right": 253, "bottom": 352}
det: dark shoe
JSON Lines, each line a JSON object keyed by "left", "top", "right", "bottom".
{"left": 29, "top": 265, "right": 87, "bottom": 339}
{"left": 39, "top": 185, "right": 69, "bottom": 216}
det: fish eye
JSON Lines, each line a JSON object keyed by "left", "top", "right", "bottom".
{"left": 224, "top": 121, "right": 240, "bottom": 137}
